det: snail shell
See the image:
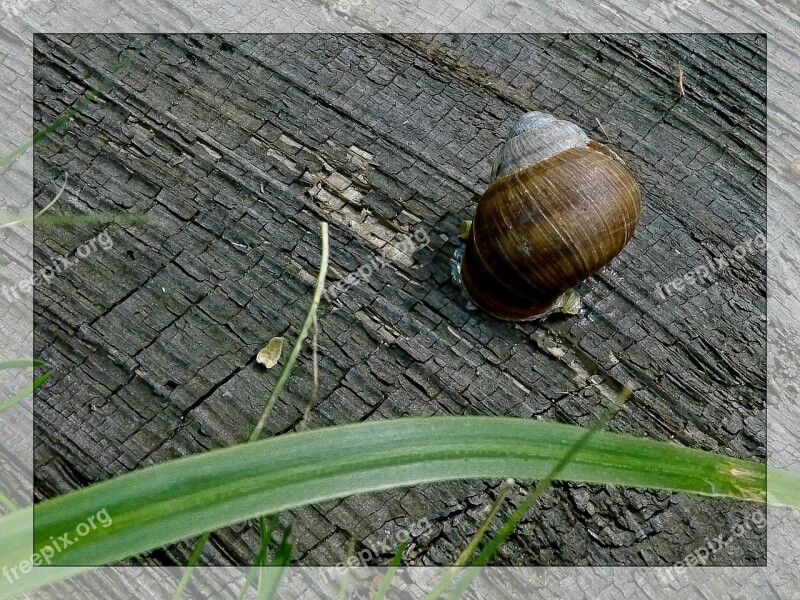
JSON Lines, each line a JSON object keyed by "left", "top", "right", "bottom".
{"left": 460, "top": 111, "right": 641, "bottom": 321}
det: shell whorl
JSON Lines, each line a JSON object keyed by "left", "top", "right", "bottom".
{"left": 461, "top": 111, "right": 642, "bottom": 322}
{"left": 490, "top": 111, "right": 590, "bottom": 181}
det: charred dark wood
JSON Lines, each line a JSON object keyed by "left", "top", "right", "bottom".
{"left": 32, "top": 33, "right": 766, "bottom": 567}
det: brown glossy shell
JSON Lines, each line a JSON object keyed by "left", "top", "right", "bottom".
{"left": 461, "top": 121, "right": 641, "bottom": 321}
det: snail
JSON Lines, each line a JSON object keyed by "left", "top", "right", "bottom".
{"left": 457, "top": 111, "right": 641, "bottom": 321}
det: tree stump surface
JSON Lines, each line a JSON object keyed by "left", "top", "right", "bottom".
{"left": 32, "top": 33, "right": 767, "bottom": 567}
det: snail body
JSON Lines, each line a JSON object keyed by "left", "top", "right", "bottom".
{"left": 459, "top": 112, "right": 641, "bottom": 321}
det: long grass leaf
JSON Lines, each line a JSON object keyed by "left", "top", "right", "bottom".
{"left": 0, "top": 43, "right": 145, "bottom": 169}
{"left": 258, "top": 526, "right": 292, "bottom": 600}
{"left": 1, "top": 415, "right": 789, "bottom": 597}
{"left": 0, "top": 212, "right": 149, "bottom": 228}
{"left": 474, "top": 389, "right": 632, "bottom": 566}
{"left": 768, "top": 465, "right": 800, "bottom": 507}
{"left": 260, "top": 516, "right": 277, "bottom": 566}
{"left": 29, "top": 416, "right": 772, "bottom": 564}
{"left": 257, "top": 567, "right": 286, "bottom": 600}
{"left": 270, "top": 526, "right": 293, "bottom": 567}
{"left": 452, "top": 479, "right": 514, "bottom": 567}
{"left": 0, "top": 506, "right": 90, "bottom": 596}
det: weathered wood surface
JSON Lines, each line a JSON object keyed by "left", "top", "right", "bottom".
{"left": 32, "top": 33, "right": 766, "bottom": 567}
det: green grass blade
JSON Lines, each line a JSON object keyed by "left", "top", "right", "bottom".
{"left": 435, "top": 388, "right": 630, "bottom": 600}
{"left": 169, "top": 532, "right": 210, "bottom": 600}
{"left": 0, "top": 493, "right": 17, "bottom": 513}
{"left": 339, "top": 537, "right": 357, "bottom": 600}
{"left": 472, "top": 389, "right": 631, "bottom": 567}
{"left": 0, "top": 42, "right": 145, "bottom": 169}
{"left": 258, "top": 527, "right": 292, "bottom": 600}
{"left": 260, "top": 516, "right": 277, "bottom": 565}
{"left": 1, "top": 415, "right": 787, "bottom": 597}
{"left": 0, "top": 212, "right": 149, "bottom": 228}
{"left": 30, "top": 416, "right": 771, "bottom": 564}
{"left": 270, "top": 526, "right": 293, "bottom": 567}
{"left": 235, "top": 516, "right": 276, "bottom": 600}
{"left": 175, "top": 222, "right": 328, "bottom": 597}
{"left": 250, "top": 221, "right": 329, "bottom": 442}
{"left": 372, "top": 540, "right": 408, "bottom": 600}
{"left": 257, "top": 567, "right": 286, "bottom": 600}
{"left": 0, "top": 372, "right": 51, "bottom": 413}
{"left": 0, "top": 506, "right": 90, "bottom": 597}
{"left": 0, "top": 359, "right": 44, "bottom": 370}
{"left": 235, "top": 567, "right": 258, "bottom": 600}
{"left": 453, "top": 479, "right": 514, "bottom": 567}
{"left": 768, "top": 465, "right": 800, "bottom": 508}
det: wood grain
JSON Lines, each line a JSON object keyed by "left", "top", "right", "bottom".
{"left": 32, "top": 33, "right": 766, "bottom": 567}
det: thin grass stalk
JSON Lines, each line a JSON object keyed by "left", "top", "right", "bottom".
{"left": 372, "top": 540, "right": 409, "bottom": 600}
{"left": 0, "top": 373, "right": 51, "bottom": 413}
{"left": 173, "top": 222, "right": 328, "bottom": 599}
{"left": 428, "top": 387, "right": 631, "bottom": 600}
{"left": 250, "top": 222, "right": 329, "bottom": 442}
{"left": 169, "top": 532, "right": 210, "bottom": 600}
{"left": 453, "top": 478, "right": 515, "bottom": 567}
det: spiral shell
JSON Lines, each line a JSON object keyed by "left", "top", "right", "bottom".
{"left": 460, "top": 111, "right": 641, "bottom": 321}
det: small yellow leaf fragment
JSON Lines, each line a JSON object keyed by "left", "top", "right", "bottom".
{"left": 257, "top": 337, "right": 284, "bottom": 369}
